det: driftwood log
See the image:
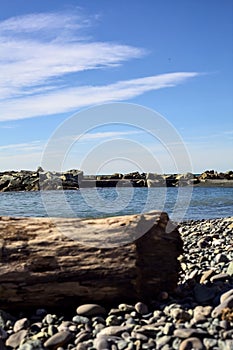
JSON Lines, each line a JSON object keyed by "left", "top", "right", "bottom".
{"left": 0, "top": 211, "right": 183, "bottom": 311}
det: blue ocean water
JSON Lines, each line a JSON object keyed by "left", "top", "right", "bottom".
{"left": 0, "top": 187, "right": 233, "bottom": 221}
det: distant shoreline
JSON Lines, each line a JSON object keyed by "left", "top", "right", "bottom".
{"left": 0, "top": 169, "right": 233, "bottom": 191}
{"left": 194, "top": 179, "right": 233, "bottom": 187}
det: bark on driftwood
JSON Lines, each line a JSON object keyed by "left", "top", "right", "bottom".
{"left": 0, "top": 211, "right": 183, "bottom": 311}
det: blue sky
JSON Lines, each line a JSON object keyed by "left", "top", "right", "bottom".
{"left": 0, "top": 0, "right": 232, "bottom": 174}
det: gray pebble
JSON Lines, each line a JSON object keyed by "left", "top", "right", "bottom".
{"left": 72, "top": 315, "right": 90, "bottom": 324}
{"left": 174, "top": 328, "right": 207, "bottom": 339}
{"left": 220, "top": 288, "right": 233, "bottom": 303}
{"left": 76, "top": 304, "right": 106, "bottom": 317}
{"left": 43, "top": 331, "right": 74, "bottom": 348}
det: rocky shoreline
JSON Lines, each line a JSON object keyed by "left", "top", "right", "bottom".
{"left": 0, "top": 216, "right": 232, "bottom": 350}
{"left": 0, "top": 169, "right": 233, "bottom": 192}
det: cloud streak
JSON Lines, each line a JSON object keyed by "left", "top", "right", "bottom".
{"left": 0, "top": 72, "right": 199, "bottom": 121}
{"left": 0, "top": 11, "right": 144, "bottom": 101}
{"left": 0, "top": 10, "right": 200, "bottom": 122}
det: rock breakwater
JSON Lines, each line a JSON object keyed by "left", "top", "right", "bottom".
{"left": 0, "top": 169, "right": 233, "bottom": 191}
{"left": 0, "top": 217, "right": 232, "bottom": 349}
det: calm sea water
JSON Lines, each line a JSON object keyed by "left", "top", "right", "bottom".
{"left": 0, "top": 187, "right": 233, "bottom": 221}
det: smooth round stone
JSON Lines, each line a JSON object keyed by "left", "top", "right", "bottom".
{"left": 134, "top": 325, "right": 157, "bottom": 337}
{"left": 156, "top": 335, "right": 172, "bottom": 348}
{"left": 179, "top": 337, "right": 204, "bottom": 350}
{"left": 174, "top": 328, "right": 207, "bottom": 339}
{"left": 43, "top": 331, "right": 74, "bottom": 348}
{"left": 131, "top": 331, "right": 148, "bottom": 341}
{"left": 76, "top": 344, "right": 88, "bottom": 350}
{"left": 72, "top": 315, "right": 89, "bottom": 324}
{"left": 6, "top": 329, "right": 28, "bottom": 348}
{"left": 170, "top": 308, "right": 191, "bottom": 322}
{"left": 118, "top": 304, "right": 134, "bottom": 312}
{"left": 135, "top": 302, "right": 148, "bottom": 315}
{"left": 74, "top": 331, "right": 91, "bottom": 344}
{"left": 76, "top": 304, "right": 106, "bottom": 317}
{"left": 220, "top": 289, "right": 233, "bottom": 303}
{"left": 98, "top": 325, "right": 133, "bottom": 336}
{"left": 93, "top": 323, "right": 105, "bottom": 334}
{"left": 13, "top": 318, "right": 30, "bottom": 333}
{"left": 94, "top": 335, "right": 110, "bottom": 350}
{"left": 192, "top": 305, "right": 212, "bottom": 324}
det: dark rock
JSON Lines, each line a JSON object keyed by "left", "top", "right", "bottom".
{"left": 193, "top": 283, "right": 216, "bottom": 303}
{"left": 0, "top": 340, "right": 6, "bottom": 350}
{"left": 135, "top": 302, "right": 148, "bottom": 315}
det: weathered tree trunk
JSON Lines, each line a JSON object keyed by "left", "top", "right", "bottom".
{"left": 0, "top": 211, "right": 183, "bottom": 311}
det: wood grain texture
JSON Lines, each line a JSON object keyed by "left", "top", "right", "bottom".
{"left": 0, "top": 211, "right": 183, "bottom": 310}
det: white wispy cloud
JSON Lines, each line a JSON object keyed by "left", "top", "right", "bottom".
{"left": 0, "top": 140, "right": 44, "bottom": 153}
{"left": 0, "top": 10, "right": 200, "bottom": 122}
{"left": 0, "top": 130, "right": 141, "bottom": 154}
{"left": 0, "top": 72, "right": 199, "bottom": 121}
{"left": 0, "top": 11, "right": 144, "bottom": 102}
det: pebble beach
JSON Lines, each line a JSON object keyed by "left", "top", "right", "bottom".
{"left": 0, "top": 217, "right": 233, "bottom": 350}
